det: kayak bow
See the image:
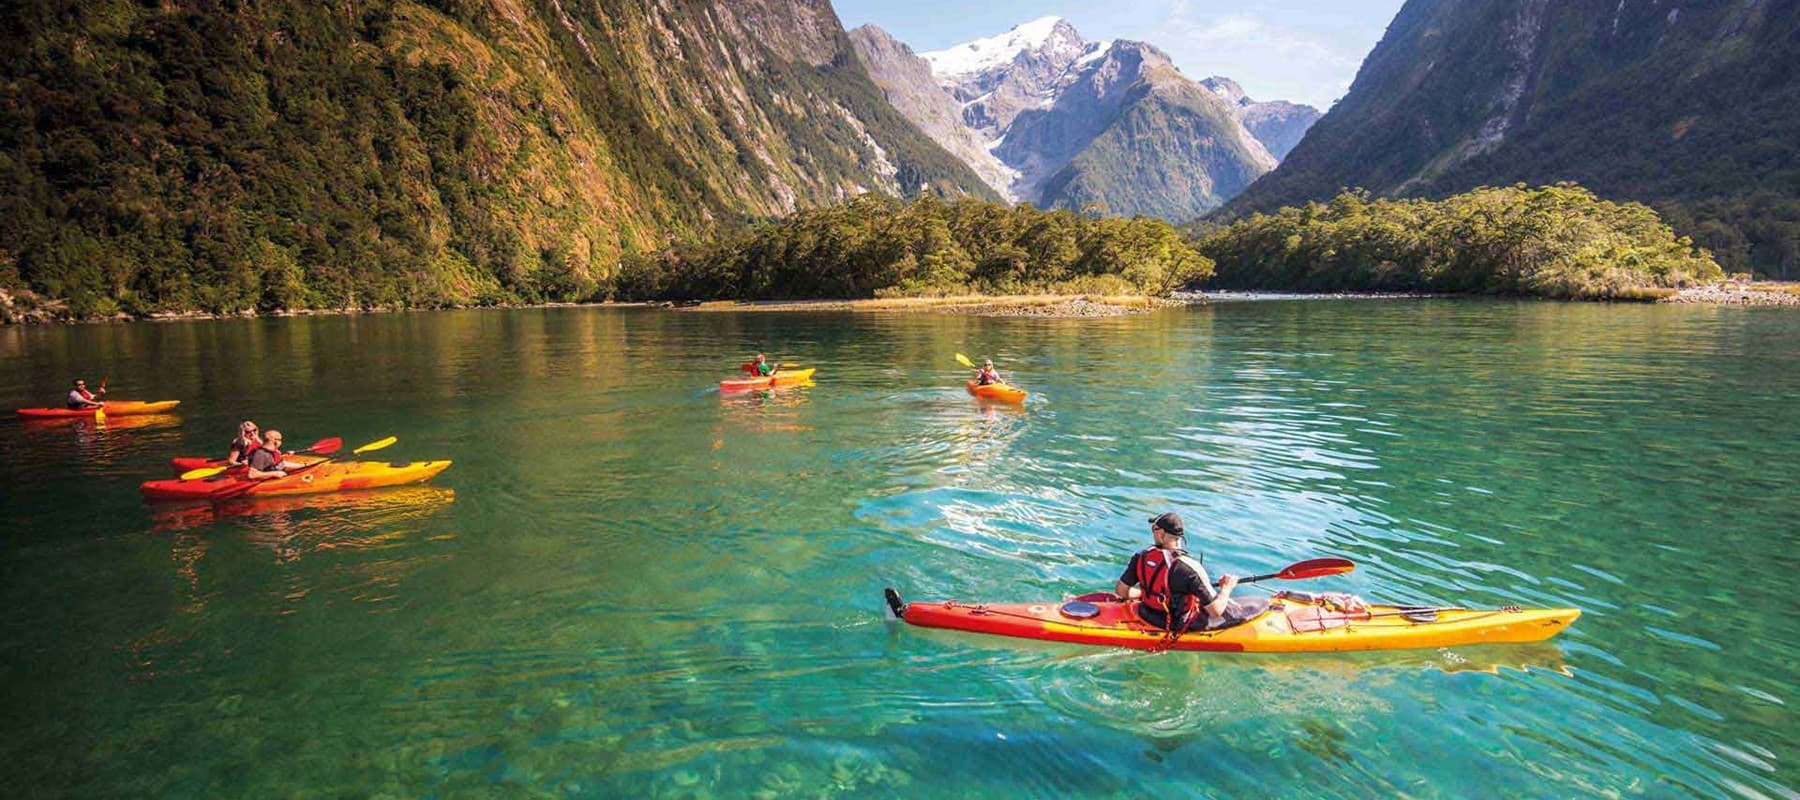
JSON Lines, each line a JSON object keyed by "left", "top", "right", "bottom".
{"left": 966, "top": 381, "right": 1027, "bottom": 403}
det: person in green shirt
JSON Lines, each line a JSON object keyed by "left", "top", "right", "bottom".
{"left": 749, "top": 354, "right": 780, "bottom": 377}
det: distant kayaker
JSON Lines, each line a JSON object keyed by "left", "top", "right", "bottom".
{"left": 65, "top": 378, "right": 105, "bottom": 409}
{"left": 227, "top": 421, "right": 262, "bottom": 466}
{"left": 750, "top": 354, "right": 779, "bottom": 377}
{"left": 1114, "top": 512, "right": 1265, "bottom": 635}
{"left": 974, "top": 359, "right": 1002, "bottom": 386}
{"left": 245, "top": 430, "right": 307, "bottom": 480}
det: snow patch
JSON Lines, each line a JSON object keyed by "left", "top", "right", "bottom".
{"left": 1072, "top": 40, "right": 1113, "bottom": 70}
{"left": 921, "top": 16, "right": 1067, "bottom": 77}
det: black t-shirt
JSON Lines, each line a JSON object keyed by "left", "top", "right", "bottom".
{"left": 1119, "top": 547, "right": 1216, "bottom": 629}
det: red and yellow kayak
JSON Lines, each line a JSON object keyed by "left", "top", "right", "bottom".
{"left": 17, "top": 400, "right": 181, "bottom": 418}
{"left": 140, "top": 460, "right": 452, "bottom": 501}
{"left": 721, "top": 367, "right": 816, "bottom": 392}
{"left": 884, "top": 589, "right": 1579, "bottom": 653}
{"left": 966, "top": 381, "right": 1027, "bottom": 403}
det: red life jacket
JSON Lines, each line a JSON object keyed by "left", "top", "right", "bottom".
{"left": 1135, "top": 546, "right": 1201, "bottom": 630}
{"left": 232, "top": 435, "right": 263, "bottom": 463}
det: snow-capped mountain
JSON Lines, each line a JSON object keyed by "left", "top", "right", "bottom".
{"left": 853, "top": 17, "right": 1318, "bottom": 219}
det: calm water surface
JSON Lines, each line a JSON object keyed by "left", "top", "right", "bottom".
{"left": 0, "top": 301, "right": 1795, "bottom": 798}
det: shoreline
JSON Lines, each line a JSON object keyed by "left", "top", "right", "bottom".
{"left": 4, "top": 282, "right": 1796, "bottom": 326}
{"left": 677, "top": 294, "right": 1179, "bottom": 317}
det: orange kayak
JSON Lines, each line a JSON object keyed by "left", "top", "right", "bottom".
{"left": 140, "top": 460, "right": 451, "bottom": 501}
{"left": 721, "top": 367, "right": 816, "bottom": 392}
{"left": 17, "top": 400, "right": 181, "bottom": 418}
{"left": 967, "top": 381, "right": 1027, "bottom": 403}
{"left": 885, "top": 589, "right": 1579, "bottom": 653}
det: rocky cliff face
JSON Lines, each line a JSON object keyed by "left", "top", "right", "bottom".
{"left": 0, "top": 0, "right": 996, "bottom": 314}
{"left": 874, "top": 16, "right": 1291, "bottom": 220}
{"left": 1200, "top": 77, "right": 1321, "bottom": 161}
{"left": 848, "top": 25, "right": 1017, "bottom": 198}
{"left": 1220, "top": 0, "right": 1800, "bottom": 276}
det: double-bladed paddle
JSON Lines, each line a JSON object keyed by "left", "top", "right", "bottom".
{"left": 178, "top": 436, "right": 345, "bottom": 481}
{"left": 1227, "top": 556, "right": 1355, "bottom": 586}
{"left": 1071, "top": 557, "right": 1356, "bottom": 603}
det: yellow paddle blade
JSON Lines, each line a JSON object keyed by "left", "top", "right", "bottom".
{"left": 353, "top": 435, "right": 398, "bottom": 455}
{"left": 955, "top": 353, "right": 975, "bottom": 368}
{"left": 180, "top": 465, "right": 228, "bottom": 481}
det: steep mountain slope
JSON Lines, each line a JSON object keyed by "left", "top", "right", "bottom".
{"left": 0, "top": 0, "right": 995, "bottom": 316}
{"left": 1222, "top": 0, "right": 1800, "bottom": 276}
{"left": 848, "top": 25, "right": 1017, "bottom": 198}
{"left": 906, "top": 17, "right": 1283, "bottom": 220}
{"left": 1200, "top": 77, "right": 1321, "bottom": 161}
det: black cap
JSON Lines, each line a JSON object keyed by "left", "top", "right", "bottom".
{"left": 1149, "top": 512, "right": 1184, "bottom": 535}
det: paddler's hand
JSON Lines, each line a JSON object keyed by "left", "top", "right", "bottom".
{"left": 1218, "top": 574, "right": 1239, "bottom": 591}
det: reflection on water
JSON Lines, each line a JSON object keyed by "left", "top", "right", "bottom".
{"left": 0, "top": 303, "right": 1795, "bottom": 797}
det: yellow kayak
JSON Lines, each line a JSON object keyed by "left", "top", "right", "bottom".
{"left": 886, "top": 589, "right": 1579, "bottom": 653}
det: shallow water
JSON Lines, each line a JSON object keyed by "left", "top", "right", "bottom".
{"left": 0, "top": 301, "right": 1794, "bottom": 797}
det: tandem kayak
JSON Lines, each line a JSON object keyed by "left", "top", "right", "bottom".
{"left": 17, "top": 400, "right": 181, "bottom": 418}
{"left": 966, "top": 381, "right": 1027, "bottom": 403}
{"left": 169, "top": 455, "right": 326, "bottom": 473}
{"left": 140, "top": 460, "right": 452, "bottom": 501}
{"left": 720, "top": 367, "right": 816, "bottom": 392}
{"left": 883, "top": 589, "right": 1579, "bottom": 653}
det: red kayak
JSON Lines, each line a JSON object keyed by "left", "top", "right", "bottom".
{"left": 17, "top": 400, "right": 181, "bottom": 418}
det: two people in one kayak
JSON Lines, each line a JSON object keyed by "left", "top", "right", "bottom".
{"left": 66, "top": 378, "right": 106, "bottom": 409}
{"left": 227, "top": 420, "right": 305, "bottom": 479}
{"left": 1115, "top": 512, "right": 1268, "bottom": 634}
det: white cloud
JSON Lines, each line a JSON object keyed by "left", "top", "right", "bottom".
{"left": 1145, "top": 1, "right": 1366, "bottom": 109}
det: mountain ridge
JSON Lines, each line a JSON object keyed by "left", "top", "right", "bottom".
{"left": 853, "top": 16, "right": 1315, "bottom": 220}
{"left": 1220, "top": 0, "right": 1800, "bottom": 277}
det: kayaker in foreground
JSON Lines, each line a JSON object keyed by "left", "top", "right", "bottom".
{"left": 245, "top": 430, "right": 307, "bottom": 479}
{"left": 227, "top": 420, "right": 262, "bottom": 466}
{"left": 974, "top": 359, "right": 1001, "bottom": 386}
{"left": 66, "top": 378, "right": 106, "bottom": 409}
{"left": 1114, "top": 512, "right": 1267, "bottom": 636}
{"left": 749, "top": 354, "right": 779, "bottom": 377}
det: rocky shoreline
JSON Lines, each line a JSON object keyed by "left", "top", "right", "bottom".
{"left": 1665, "top": 282, "right": 1800, "bottom": 306}
{"left": 679, "top": 295, "right": 1177, "bottom": 317}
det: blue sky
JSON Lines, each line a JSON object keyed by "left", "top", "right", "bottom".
{"left": 833, "top": 0, "right": 1406, "bottom": 109}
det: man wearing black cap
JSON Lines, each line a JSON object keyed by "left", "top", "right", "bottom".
{"left": 1113, "top": 512, "right": 1246, "bottom": 634}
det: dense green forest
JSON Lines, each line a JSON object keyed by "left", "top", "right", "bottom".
{"left": 616, "top": 194, "right": 1212, "bottom": 300}
{"left": 0, "top": 0, "right": 993, "bottom": 320}
{"left": 1195, "top": 184, "right": 1722, "bottom": 299}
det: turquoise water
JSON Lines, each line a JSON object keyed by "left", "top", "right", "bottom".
{"left": 0, "top": 301, "right": 1794, "bottom": 798}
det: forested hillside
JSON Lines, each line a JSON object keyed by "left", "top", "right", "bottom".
{"left": 617, "top": 194, "right": 1211, "bottom": 300}
{"left": 1200, "top": 184, "right": 1721, "bottom": 299}
{"left": 1223, "top": 0, "right": 1800, "bottom": 279}
{"left": 0, "top": 0, "right": 994, "bottom": 319}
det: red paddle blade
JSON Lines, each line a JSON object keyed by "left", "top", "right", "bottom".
{"left": 1276, "top": 557, "right": 1356, "bottom": 580}
{"left": 306, "top": 437, "right": 344, "bottom": 456}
